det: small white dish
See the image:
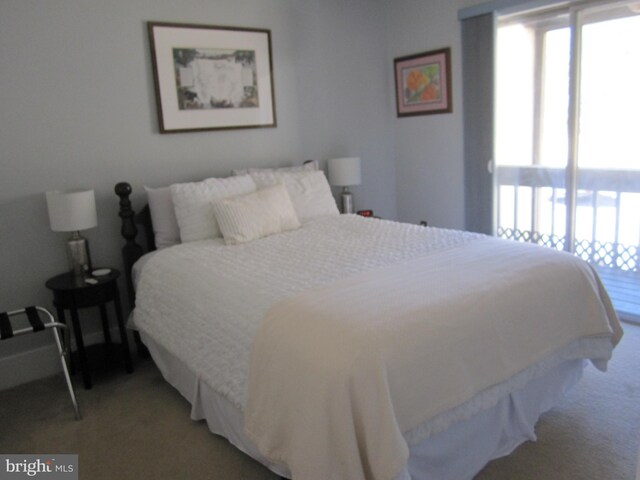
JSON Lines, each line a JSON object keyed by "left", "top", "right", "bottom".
{"left": 92, "top": 268, "right": 111, "bottom": 277}
{"left": 85, "top": 278, "right": 99, "bottom": 285}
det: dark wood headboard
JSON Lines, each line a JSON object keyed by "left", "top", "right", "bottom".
{"left": 114, "top": 182, "right": 155, "bottom": 309}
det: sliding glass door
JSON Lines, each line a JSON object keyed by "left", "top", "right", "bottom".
{"left": 495, "top": 8, "right": 571, "bottom": 249}
{"left": 494, "top": 1, "right": 640, "bottom": 320}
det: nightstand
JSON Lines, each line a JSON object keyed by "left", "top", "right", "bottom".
{"left": 45, "top": 268, "right": 133, "bottom": 389}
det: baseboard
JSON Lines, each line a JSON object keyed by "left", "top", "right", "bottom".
{"left": 0, "top": 328, "right": 120, "bottom": 391}
{"left": 620, "top": 312, "right": 640, "bottom": 326}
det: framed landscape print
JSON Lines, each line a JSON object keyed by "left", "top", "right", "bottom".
{"left": 148, "top": 22, "right": 276, "bottom": 133}
{"left": 394, "top": 47, "right": 452, "bottom": 117}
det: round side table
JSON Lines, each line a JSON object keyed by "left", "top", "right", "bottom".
{"left": 45, "top": 268, "right": 133, "bottom": 389}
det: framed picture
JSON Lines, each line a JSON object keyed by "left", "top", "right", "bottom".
{"left": 394, "top": 47, "right": 452, "bottom": 117}
{"left": 147, "top": 22, "right": 276, "bottom": 133}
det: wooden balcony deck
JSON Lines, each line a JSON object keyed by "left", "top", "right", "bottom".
{"left": 595, "top": 266, "right": 640, "bottom": 322}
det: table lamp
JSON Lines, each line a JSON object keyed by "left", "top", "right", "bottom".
{"left": 328, "top": 157, "right": 361, "bottom": 214}
{"left": 46, "top": 189, "right": 98, "bottom": 279}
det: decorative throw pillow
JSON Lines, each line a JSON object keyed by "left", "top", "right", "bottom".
{"left": 248, "top": 170, "right": 339, "bottom": 223}
{"left": 212, "top": 183, "right": 301, "bottom": 245}
{"left": 144, "top": 185, "right": 181, "bottom": 249}
{"left": 232, "top": 160, "right": 318, "bottom": 176}
{"left": 170, "top": 175, "right": 257, "bottom": 242}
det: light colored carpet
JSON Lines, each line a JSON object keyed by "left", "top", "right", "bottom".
{"left": 1, "top": 323, "right": 638, "bottom": 480}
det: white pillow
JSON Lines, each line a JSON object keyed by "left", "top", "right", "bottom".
{"left": 248, "top": 170, "right": 339, "bottom": 223}
{"left": 144, "top": 186, "right": 181, "bottom": 249}
{"left": 171, "top": 175, "right": 257, "bottom": 242}
{"left": 212, "top": 184, "right": 301, "bottom": 245}
{"left": 232, "top": 160, "right": 318, "bottom": 176}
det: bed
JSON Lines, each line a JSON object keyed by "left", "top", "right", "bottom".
{"left": 114, "top": 166, "right": 622, "bottom": 480}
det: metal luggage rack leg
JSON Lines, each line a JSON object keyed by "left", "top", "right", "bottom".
{"left": 0, "top": 306, "right": 81, "bottom": 420}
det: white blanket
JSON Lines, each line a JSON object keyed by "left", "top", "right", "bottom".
{"left": 244, "top": 236, "right": 622, "bottom": 480}
{"left": 133, "top": 216, "right": 483, "bottom": 409}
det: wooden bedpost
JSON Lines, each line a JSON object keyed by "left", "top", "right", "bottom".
{"left": 115, "top": 182, "right": 148, "bottom": 358}
{"left": 114, "top": 182, "right": 144, "bottom": 310}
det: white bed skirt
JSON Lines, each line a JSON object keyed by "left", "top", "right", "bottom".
{"left": 141, "top": 331, "right": 584, "bottom": 480}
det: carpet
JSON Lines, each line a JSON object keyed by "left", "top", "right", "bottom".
{"left": 1, "top": 324, "right": 638, "bottom": 479}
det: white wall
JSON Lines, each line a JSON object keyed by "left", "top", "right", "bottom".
{"left": 286, "top": 0, "right": 397, "bottom": 216}
{"left": 385, "top": 0, "right": 488, "bottom": 229}
{"left": 0, "top": 0, "right": 501, "bottom": 388}
{"left": 0, "top": 0, "right": 395, "bottom": 388}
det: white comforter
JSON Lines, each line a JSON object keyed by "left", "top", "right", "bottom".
{"left": 133, "top": 215, "right": 621, "bottom": 480}
{"left": 133, "top": 215, "right": 484, "bottom": 408}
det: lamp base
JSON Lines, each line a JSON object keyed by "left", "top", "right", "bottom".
{"left": 341, "top": 188, "right": 354, "bottom": 214}
{"left": 67, "top": 232, "right": 92, "bottom": 279}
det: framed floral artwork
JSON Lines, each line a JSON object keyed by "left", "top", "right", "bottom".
{"left": 148, "top": 22, "right": 276, "bottom": 133}
{"left": 394, "top": 47, "right": 452, "bottom": 117}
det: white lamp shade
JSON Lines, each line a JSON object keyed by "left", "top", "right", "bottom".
{"left": 328, "top": 157, "right": 361, "bottom": 187}
{"left": 46, "top": 189, "right": 98, "bottom": 232}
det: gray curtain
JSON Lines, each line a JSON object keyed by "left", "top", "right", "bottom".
{"left": 461, "top": 13, "right": 495, "bottom": 234}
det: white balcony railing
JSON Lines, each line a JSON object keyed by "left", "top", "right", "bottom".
{"left": 495, "top": 165, "right": 640, "bottom": 320}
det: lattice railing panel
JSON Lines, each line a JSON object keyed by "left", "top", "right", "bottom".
{"left": 497, "top": 227, "right": 565, "bottom": 252}
{"left": 497, "top": 227, "right": 639, "bottom": 272}
{"left": 574, "top": 239, "right": 639, "bottom": 272}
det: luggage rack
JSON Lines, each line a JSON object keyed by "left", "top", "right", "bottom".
{"left": 1, "top": 306, "right": 81, "bottom": 420}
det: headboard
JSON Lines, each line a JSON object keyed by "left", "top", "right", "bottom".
{"left": 114, "top": 182, "right": 155, "bottom": 310}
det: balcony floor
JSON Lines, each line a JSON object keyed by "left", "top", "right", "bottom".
{"left": 595, "top": 266, "right": 640, "bottom": 321}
